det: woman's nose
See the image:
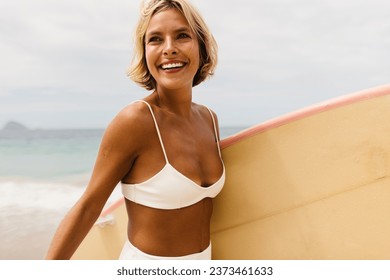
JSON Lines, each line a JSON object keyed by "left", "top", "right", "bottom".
{"left": 163, "top": 38, "right": 178, "bottom": 56}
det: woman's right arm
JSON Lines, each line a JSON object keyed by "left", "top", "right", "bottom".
{"left": 45, "top": 103, "right": 147, "bottom": 259}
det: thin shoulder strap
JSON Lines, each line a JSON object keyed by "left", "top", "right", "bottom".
{"left": 204, "top": 105, "right": 222, "bottom": 158}
{"left": 134, "top": 100, "right": 169, "bottom": 163}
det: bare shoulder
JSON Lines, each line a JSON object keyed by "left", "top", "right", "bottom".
{"left": 193, "top": 103, "right": 221, "bottom": 139}
{"left": 101, "top": 101, "right": 154, "bottom": 152}
{"left": 112, "top": 101, "right": 152, "bottom": 130}
{"left": 194, "top": 102, "right": 220, "bottom": 124}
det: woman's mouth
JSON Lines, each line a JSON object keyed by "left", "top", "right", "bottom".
{"left": 161, "top": 62, "right": 185, "bottom": 70}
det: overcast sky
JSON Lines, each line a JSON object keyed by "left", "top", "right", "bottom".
{"left": 0, "top": 0, "right": 389, "bottom": 129}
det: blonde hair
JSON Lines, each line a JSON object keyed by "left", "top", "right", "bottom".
{"left": 128, "top": 0, "right": 218, "bottom": 91}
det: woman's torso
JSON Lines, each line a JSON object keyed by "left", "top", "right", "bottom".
{"left": 121, "top": 99, "right": 224, "bottom": 257}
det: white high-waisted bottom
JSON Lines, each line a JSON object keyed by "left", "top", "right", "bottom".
{"left": 118, "top": 240, "right": 212, "bottom": 260}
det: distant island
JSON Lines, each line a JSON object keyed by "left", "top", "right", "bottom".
{"left": 2, "top": 121, "right": 29, "bottom": 131}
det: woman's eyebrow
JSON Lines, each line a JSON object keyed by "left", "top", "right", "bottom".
{"left": 145, "top": 30, "right": 162, "bottom": 38}
{"left": 175, "top": 27, "right": 192, "bottom": 33}
{"left": 146, "top": 26, "right": 192, "bottom": 37}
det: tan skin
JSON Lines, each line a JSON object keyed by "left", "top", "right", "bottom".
{"left": 46, "top": 8, "right": 223, "bottom": 259}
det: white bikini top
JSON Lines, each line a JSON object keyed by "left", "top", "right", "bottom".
{"left": 121, "top": 100, "right": 225, "bottom": 210}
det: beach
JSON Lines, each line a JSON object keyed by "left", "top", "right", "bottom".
{"left": 0, "top": 126, "right": 244, "bottom": 259}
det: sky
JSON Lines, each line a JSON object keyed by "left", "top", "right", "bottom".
{"left": 0, "top": 0, "right": 389, "bottom": 129}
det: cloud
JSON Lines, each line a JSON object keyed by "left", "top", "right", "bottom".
{"left": 0, "top": 0, "right": 389, "bottom": 128}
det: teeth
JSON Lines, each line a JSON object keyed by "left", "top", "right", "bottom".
{"left": 161, "top": 62, "right": 184, "bottom": 70}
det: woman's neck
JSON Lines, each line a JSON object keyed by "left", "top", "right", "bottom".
{"left": 153, "top": 86, "right": 193, "bottom": 118}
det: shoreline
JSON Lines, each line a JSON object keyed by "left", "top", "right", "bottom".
{"left": 0, "top": 174, "right": 122, "bottom": 260}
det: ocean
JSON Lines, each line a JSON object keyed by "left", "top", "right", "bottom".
{"left": 0, "top": 126, "right": 245, "bottom": 259}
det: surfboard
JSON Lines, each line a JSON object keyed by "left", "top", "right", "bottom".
{"left": 72, "top": 84, "right": 390, "bottom": 260}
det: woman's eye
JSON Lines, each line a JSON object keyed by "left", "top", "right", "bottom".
{"left": 148, "top": 36, "right": 162, "bottom": 43}
{"left": 178, "top": 33, "right": 191, "bottom": 39}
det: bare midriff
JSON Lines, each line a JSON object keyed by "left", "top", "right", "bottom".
{"left": 124, "top": 197, "right": 213, "bottom": 257}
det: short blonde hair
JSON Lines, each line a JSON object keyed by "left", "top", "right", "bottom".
{"left": 128, "top": 0, "right": 218, "bottom": 91}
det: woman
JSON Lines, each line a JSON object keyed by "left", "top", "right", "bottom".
{"left": 46, "top": 0, "right": 224, "bottom": 260}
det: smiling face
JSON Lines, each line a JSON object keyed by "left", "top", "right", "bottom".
{"left": 144, "top": 8, "right": 200, "bottom": 92}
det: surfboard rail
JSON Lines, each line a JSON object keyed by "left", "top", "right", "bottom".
{"left": 221, "top": 84, "right": 390, "bottom": 149}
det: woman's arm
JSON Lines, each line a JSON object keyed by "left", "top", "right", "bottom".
{"left": 45, "top": 104, "right": 146, "bottom": 259}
